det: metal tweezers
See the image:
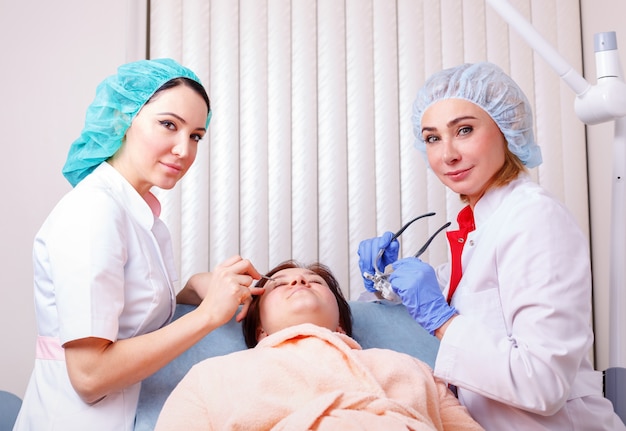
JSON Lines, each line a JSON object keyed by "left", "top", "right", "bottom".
{"left": 367, "top": 212, "right": 451, "bottom": 301}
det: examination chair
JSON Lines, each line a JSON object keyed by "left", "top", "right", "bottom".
{"left": 0, "top": 390, "right": 22, "bottom": 431}
{"left": 134, "top": 300, "right": 440, "bottom": 430}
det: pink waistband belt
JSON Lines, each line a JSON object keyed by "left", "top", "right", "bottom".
{"left": 36, "top": 335, "right": 65, "bottom": 361}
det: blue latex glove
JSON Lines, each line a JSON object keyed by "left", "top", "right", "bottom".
{"left": 389, "top": 257, "right": 457, "bottom": 335}
{"left": 357, "top": 231, "right": 399, "bottom": 292}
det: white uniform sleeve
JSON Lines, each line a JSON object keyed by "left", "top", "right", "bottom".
{"left": 42, "top": 187, "right": 128, "bottom": 344}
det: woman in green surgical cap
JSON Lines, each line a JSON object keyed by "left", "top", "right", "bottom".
{"left": 14, "top": 58, "right": 265, "bottom": 431}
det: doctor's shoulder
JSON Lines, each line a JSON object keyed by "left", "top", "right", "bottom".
{"left": 38, "top": 173, "right": 129, "bottom": 236}
{"left": 500, "top": 178, "right": 585, "bottom": 238}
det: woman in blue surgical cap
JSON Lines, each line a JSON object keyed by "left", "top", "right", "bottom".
{"left": 14, "top": 58, "right": 264, "bottom": 431}
{"left": 358, "top": 62, "right": 625, "bottom": 430}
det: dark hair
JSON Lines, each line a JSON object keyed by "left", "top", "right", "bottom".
{"left": 150, "top": 77, "right": 211, "bottom": 114}
{"left": 242, "top": 260, "right": 353, "bottom": 348}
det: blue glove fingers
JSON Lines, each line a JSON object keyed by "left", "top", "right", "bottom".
{"left": 389, "top": 258, "right": 440, "bottom": 302}
{"left": 357, "top": 231, "right": 399, "bottom": 292}
{"left": 358, "top": 237, "right": 379, "bottom": 291}
{"left": 379, "top": 233, "right": 399, "bottom": 268}
{"left": 389, "top": 257, "right": 455, "bottom": 335}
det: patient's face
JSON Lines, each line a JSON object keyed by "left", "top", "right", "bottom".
{"left": 257, "top": 267, "right": 342, "bottom": 339}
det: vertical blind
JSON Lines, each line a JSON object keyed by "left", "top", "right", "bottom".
{"left": 149, "top": 0, "right": 588, "bottom": 300}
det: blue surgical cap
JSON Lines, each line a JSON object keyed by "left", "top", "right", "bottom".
{"left": 62, "top": 58, "right": 211, "bottom": 187}
{"left": 412, "top": 62, "right": 542, "bottom": 168}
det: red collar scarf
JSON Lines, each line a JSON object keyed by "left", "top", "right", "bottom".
{"left": 445, "top": 205, "right": 475, "bottom": 303}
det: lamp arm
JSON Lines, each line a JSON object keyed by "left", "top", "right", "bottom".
{"left": 484, "top": 0, "right": 591, "bottom": 96}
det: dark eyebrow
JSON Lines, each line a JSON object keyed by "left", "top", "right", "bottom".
{"left": 422, "top": 115, "right": 478, "bottom": 134}
{"left": 447, "top": 116, "right": 478, "bottom": 128}
{"left": 158, "top": 112, "right": 206, "bottom": 132}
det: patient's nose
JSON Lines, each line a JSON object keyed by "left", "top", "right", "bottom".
{"left": 290, "top": 275, "right": 308, "bottom": 286}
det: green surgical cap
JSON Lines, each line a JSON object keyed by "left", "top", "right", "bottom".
{"left": 412, "top": 62, "right": 542, "bottom": 168}
{"left": 62, "top": 58, "right": 210, "bottom": 186}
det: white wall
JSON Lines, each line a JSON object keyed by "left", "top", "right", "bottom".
{"left": 0, "top": 0, "right": 624, "bottom": 399}
{"left": 0, "top": 0, "right": 143, "bottom": 397}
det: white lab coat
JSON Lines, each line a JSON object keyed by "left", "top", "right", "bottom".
{"left": 433, "top": 174, "right": 625, "bottom": 430}
{"left": 14, "top": 162, "right": 177, "bottom": 431}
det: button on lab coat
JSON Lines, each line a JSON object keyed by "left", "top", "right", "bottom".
{"left": 15, "top": 163, "right": 177, "bottom": 431}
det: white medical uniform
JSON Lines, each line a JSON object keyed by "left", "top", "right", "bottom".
{"left": 433, "top": 174, "right": 625, "bottom": 430}
{"left": 14, "top": 162, "right": 178, "bottom": 431}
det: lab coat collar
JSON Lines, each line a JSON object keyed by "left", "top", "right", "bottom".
{"left": 472, "top": 173, "right": 531, "bottom": 228}
{"left": 89, "top": 162, "right": 158, "bottom": 230}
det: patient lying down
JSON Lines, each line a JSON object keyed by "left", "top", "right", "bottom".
{"left": 155, "top": 260, "right": 484, "bottom": 431}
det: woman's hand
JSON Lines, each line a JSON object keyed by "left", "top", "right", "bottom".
{"left": 357, "top": 231, "right": 400, "bottom": 291}
{"left": 196, "top": 255, "right": 265, "bottom": 325}
{"left": 389, "top": 257, "right": 457, "bottom": 336}
{"left": 177, "top": 272, "right": 213, "bottom": 305}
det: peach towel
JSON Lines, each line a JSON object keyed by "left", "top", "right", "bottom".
{"left": 155, "top": 323, "right": 483, "bottom": 430}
